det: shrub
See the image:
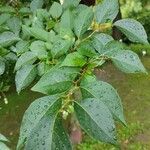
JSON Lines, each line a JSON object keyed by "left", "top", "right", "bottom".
{"left": 0, "top": 0, "right": 149, "bottom": 149}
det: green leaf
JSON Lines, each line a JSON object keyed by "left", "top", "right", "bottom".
{"left": 15, "top": 65, "right": 37, "bottom": 93}
{"left": 62, "top": 0, "right": 80, "bottom": 9}
{"left": 81, "top": 79, "right": 126, "bottom": 125}
{"left": 109, "top": 50, "right": 147, "bottom": 73}
{"left": 19, "top": 7, "right": 31, "bottom": 15}
{"left": 32, "top": 67, "right": 79, "bottom": 95}
{"left": 51, "top": 38, "right": 72, "bottom": 58}
{"left": 30, "top": 0, "right": 44, "bottom": 12}
{"left": 49, "top": 2, "right": 62, "bottom": 18}
{"left": 74, "top": 7, "right": 94, "bottom": 38}
{"left": 30, "top": 41, "right": 48, "bottom": 59}
{"left": 0, "top": 13, "right": 11, "bottom": 25}
{"left": 114, "top": 19, "right": 148, "bottom": 44}
{"left": 0, "top": 133, "right": 9, "bottom": 142}
{"left": 77, "top": 40, "right": 97, "bottom": 57}
{"left": 0, "top": 6, "right": 15, "bottom": 13}
{"left": 74, "top": 98, "right": 117, "bottom": 145}
{"left": 92, "top": 33, "right": 114, "bottom": 54}
{"left": 15, "top": 41, "right": 30, "bottom": 55}
{"left": 15, "top": 51, "right": 37, "bottom": 71}
{"left": 7, "top": 16, "right": 22, "bottom": 35}
{"left": 37, "top": 62, "right": 52, "bottom": 76}
{"left": 60, "top": 9, "right": 74, "bottom": 29}
{"left": 17, "top": 96, "right": 71, "bottom": 150}
{"left": 0, "top": 59, "right": 5, "bottom": 75}
{"left": 0, "top": 142, "right": 10, "bottom": 150}
{"left": 95, "top": 0, "right": 119, "bottom": 23}
{"left": 0, "top": 32, "right": 20, "bottom": 47}
{"left": 23, "top": 26, "right": 49, "bottom": 41}
{"left": 102, "top": 41, "right": 124, "bottom": 56}
{"left": 26, "top": 114, "right": 72, "bottom": 150}
{"left": 61, "top": 52, "right": 86, "bottom": 67}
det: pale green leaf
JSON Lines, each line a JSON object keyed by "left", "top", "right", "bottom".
{"left": 60, "top": 9, "right": 74, "bottom": 29}
{"left": 110, "top": 50, "right": 147, "bottom": 73}
{"left": 114, "top": 19, "right": 148, "bottom": 44}
{"left": 51, "top": 38, "right": 72, "bottom": 58}
{"left": 15, "top": 41, "right": 30, "bottom": 55}
{"left": 30, "top": 41, "right": 48, "bottom": 59}
{"left": 0, "top": 32, "right": 20, "bottom": 47}
{"left": 0, "top": 6, "right": 15, "bottom": 13}
{"left": 74, "top": 98, "right": 117, "bottom": 145}
{"left": 95, "top": 0, "right": 119, "bottom": 23}
{"left": 92, "top": 33, "right": 114, "bottom": 53}
{"left": 74, "top": 7, "right": 94, "bottom": 38}
{"left": 19, "top": 7, "right": 31, "bottom": 15}
{"left": 15, "top": 51, "right": 37, "bottom": 71}
{"left": 7, "top": 16, "right": 22, "bottom": 35}
{"left": 0, "top": 13, "right": 11, "bottom": 25}
{"left": 49, "top": 2, "right": 62, "bottom": 18}
{"left": 30, "top": 0, "right": 44, "bottom": 12}
{"left": 15, "top": 65, "right": 37, "bottom": 93}
{"left": 0, "top": 142, "right": 10, "bottom": 150}
{"left": 0, "top": 133, "right": 9, "bottom": 142}
{"left": 23, "top": 26, "right": 49, "bottom": 41}
{"left": 62, "top": 0, "right": 80, "bottom": 9}
{"left": 37, "top": 62, "right": 52, "bottom": 76}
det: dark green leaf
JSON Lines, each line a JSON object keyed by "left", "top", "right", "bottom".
{"left": 81, "top": 79, "right": 126, "bottom": 124}
{"left": 74, "top": 98, "right": 117, "bottom": 144}
{"left": 110, "top": 50, "right": 147, "bottom": 73}
{"left": 32, "top": 67, "right": 79, "bottom": 95}
{"left": 17, "top": 96, "right": 72, "bottom": 150}
{"left": 77, "top": 40, "right": 97, "bottom": 57}
{"left": 114, "top": 19, "right": 148, "bottom": 44}
{"left": 61, "top": 52, "right": 86, "bottom": 67}
{"left": 15, "top": 65, "right": 37, "bottom": 93}
{"left": 95, "top": 0, "right": 119, "bottom": 23}
{"left": 15, "top": 51, "right": 37, "bottom": 71}
{"left": 74, "top": 7, "right": 93, "bottom": 38}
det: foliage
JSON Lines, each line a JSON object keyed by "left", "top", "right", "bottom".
{"left": 120, "top": 0, "right": 150, "bottom": 41}
{"left": 0, "top": 0, "right": 149, "bottom": 149}
{"left": 0, "top": 133, "right": 10, "bottom": 150}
